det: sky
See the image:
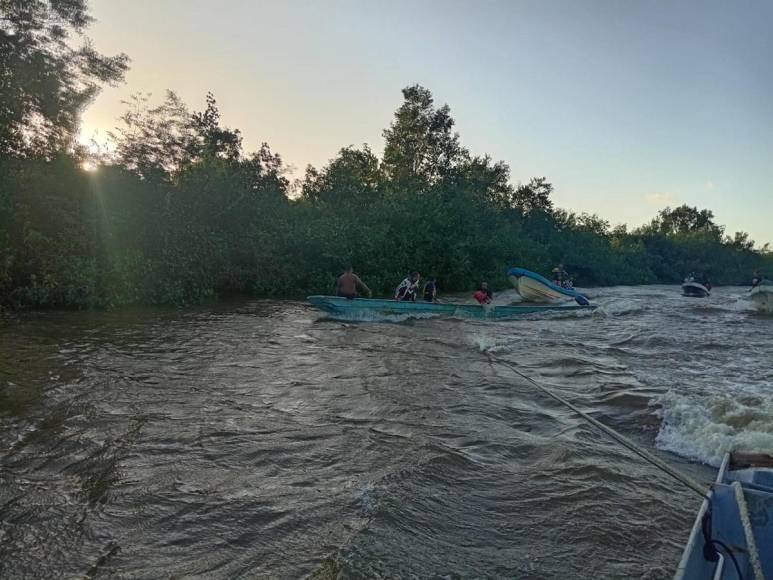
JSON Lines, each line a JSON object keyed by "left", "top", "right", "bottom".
{"left": 79, "top": 0, "right": 773, "bottom": 246}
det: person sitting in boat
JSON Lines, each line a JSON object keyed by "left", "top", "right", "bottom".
{"left": 336, "top": 266, "right": 372, "bottom": 299}
{"left": 751, "top": 270, "right": 767, "bottom": 288}
{"left": 552, "top": 264, "right": 569, "bottom": 287}
{"left": 423, "top": 277, "right": 439, "bottom": 303}
{"left": 694, "top": 273, "right": 710, "bottom": 289}
{"left": 395, "top": 272, "right": 420, "bottom": 302}
{"left": 473, "top": 282, "right": 493, "bottom": 305}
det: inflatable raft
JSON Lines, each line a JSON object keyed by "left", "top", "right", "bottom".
{"left": 507, "top": 267, "right": 590, "bottom": 305}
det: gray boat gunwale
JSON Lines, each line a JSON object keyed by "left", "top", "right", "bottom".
{"left": 674, "top": 451, "right": 773, "bottom": 580}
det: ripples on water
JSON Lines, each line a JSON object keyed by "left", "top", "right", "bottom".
{"left": 1, "top": 286, "right": 771, "bottom": 578}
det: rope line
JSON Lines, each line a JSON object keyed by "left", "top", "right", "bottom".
{"left": 732, "top": 481, "right": 764, "bottom": 580}
{"left": 486, "top": 351, "right": 708, "bottom": 499}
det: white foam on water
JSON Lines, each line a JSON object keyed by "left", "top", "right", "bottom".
{"left": 655, "top": 391, "right": 773, "bottom": 466}
{"left": 354, "top": 482, "right": 382, "bottom": 517}
{"left": 320, "top": 310, "right": 440, "bottom": 323}
{"left": 468, "top": 333, "right": 510, "bottom": 354}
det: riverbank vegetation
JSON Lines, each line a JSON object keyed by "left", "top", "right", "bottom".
{"left": 2, "top": 1, "right": 770, "bottom": 309}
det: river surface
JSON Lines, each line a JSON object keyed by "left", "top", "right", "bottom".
{"left": 1, "top": 286, "right": 772, "bottom": 579}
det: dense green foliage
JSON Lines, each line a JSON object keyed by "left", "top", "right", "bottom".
{"left": 0, "top": 0, "right": 128, "bottom": 157}
{"left": 1, "top": 4, "right": 770, "bottom": 308}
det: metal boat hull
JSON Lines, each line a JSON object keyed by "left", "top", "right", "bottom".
{"left": 674, "top": 452, "right": 773, "bottom": 580}
{"left": 307, "top": 296, "right": 594, "bottom": 320}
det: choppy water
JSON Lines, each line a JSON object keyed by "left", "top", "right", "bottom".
{"left": 1, "top": 286, "right": 771, "bottom": 579}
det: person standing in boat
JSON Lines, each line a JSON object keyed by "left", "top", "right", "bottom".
{"left": 336, "top": 266, "right": 372, "bottom": 299}
{"left": 751, "top": 270, "right": 767, "bottom": 288}
{"left": 423, "top": 277, "right": 439, "bottom": 303}
{"left": 473, "top": 282, "right": 493, "bottom": 304}
{"left": 395, "top": 272, "right": 420, "bottom": 301}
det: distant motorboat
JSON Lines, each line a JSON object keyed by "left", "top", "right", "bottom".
{"left": 682, "top": 276, "right": 711, "bottom": 298}
{"left": 750, "top": 283, "right": 773, "bottom": 313}
{"left": 674, "top": 452, "right": 773, "bottom": 580}
{"left": 507, "top": 267, "right": 590, "bottom": 305}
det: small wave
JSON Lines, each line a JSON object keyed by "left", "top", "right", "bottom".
{"left": 655, "top": 391, "right": 773, "bottom": 466}
{"left": 354, "top": 482, "right": 383, "bottom": 517}
{"left": 469, "top": 333, "right": 509, "bottom": 354}
{"left": 316, "top": 311, "right": 441, "bottom": 323}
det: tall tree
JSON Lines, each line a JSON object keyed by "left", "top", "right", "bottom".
{"left": 382, "top": 85, "right": 468, "bottom": 187}
{"left": 0, "top": 0, "right": 129, "bottom": 157}
{"left": 110, "top": 91, "right": 194, "bottom": 178}
{"left": 301, "top": 145, "right": 382, "bottom": 207}
{"left": 188, "top": 92, "right": 242, "bottom": 162}
{"left": 110, "top": 91, "right": 243, "bottom": 179}
{"left": 510, "top": 177, "right": 554, "bottom": 215}
{"left": 645, "top": 204, "right": 722, "bottom": 236}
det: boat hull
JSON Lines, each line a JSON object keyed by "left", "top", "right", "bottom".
{"left": 681, "top": 282, "right": 710, "bottom": 297}
{"left": 507, "top": 267, "right": 589, "bottom": 304}
{"left": 307, "top": 296, "right": 594, "bottom": 320}
{"left": 750, "top": 285, "right": 773, "bottom": 313}
{"left": 512, "top": 275, "right": 568, "bottom": 302}
{"left": 675, "top": 452, "right": 773, "bottom": 580}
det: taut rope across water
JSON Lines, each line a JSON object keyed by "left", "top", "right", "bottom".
{"left": 486, "top": 351, "right": 709, "bottom": 499}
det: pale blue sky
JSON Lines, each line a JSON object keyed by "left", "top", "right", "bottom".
{"left": 80, "top": 0, "right": 773, "bottom": 245}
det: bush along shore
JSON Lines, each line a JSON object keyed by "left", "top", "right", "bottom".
{"left": 2, "top": 86, "right": 771, "bottom": 309}
{"left": 1, "top": 4, "right": 769, "bottom": 309}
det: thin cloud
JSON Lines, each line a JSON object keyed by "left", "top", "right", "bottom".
{"left": 644, "top": 192, "right": 676, "bottom": 206}
{"left": 705, "top": 180, "right": 715, "bottom": 190}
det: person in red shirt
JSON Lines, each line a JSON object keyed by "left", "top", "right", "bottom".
{"left": 473, "top": 282, "right": 493, "bottom": 304}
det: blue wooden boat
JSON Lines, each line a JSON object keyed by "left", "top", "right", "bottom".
{"left": 507, "top": 267, "right": 590, "bottom": 305}
{"left": 307, "top": 295, "right": 594, "bottom": 320}
{"left": 675, "top": 452, "right": 773, "bottom": 580}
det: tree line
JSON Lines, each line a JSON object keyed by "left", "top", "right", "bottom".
{"left": 1, "top": 1, "right": 770, "bottom": 309}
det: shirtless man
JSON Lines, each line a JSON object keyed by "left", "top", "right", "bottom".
{"left": 336, "top": 266, "right": 372, "bottom": 299}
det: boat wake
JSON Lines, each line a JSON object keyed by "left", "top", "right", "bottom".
{"left": 655, "top": 391, "right": 773, "bottom": 466}
{"left": 318, "top": 311, "right": 441, "bottom": 323}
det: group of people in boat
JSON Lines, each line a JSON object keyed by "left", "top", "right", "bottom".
{"left": 684, "top": 272, "right": 712, "bottom": 290}
{"left": 393, "top": 271, "right": 493, "bottom": 304}
{"left": 551, "top": 264, "right": 574, "bottom": 289}
{"left": 335, "top": 267, "right": 493, "bottom": 305}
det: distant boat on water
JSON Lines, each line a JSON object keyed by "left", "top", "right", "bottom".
{"left": 750, "top": 282, "right": 773, "bottom": 314}
{"left": 682, "top": 274, "right": 711, "bottom": 297}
